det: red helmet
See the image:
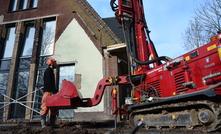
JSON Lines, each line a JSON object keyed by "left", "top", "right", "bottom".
{"left": 46, "top": 58, "right": 56, "bottom": 66}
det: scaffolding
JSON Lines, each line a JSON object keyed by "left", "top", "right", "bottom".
{"left": 0, "top": 83, "right": 43, "bottom": 121}
{"left": 0, "top": 82, "right": 74, "bottom": 122}
{"left": 0, "top": 63, "right": 75, "bottom": 122}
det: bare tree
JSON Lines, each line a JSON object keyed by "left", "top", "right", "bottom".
{"left": 182, "top": 0, "right": 221, "bottom": 51}
{"left": 40, "top": 26, "right": 55, "bottom": 56}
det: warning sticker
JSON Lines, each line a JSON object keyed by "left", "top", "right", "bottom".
{"left": 185, "top": 56, "right": 190, "bottom": 61}
{"left": 207, "top": 44, "right": 216, "bottom": 51}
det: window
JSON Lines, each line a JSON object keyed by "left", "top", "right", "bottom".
{"left": 34, "top": 18, "right": 56, "bottom": 119}
{"left": 21, "top": 25, "right": 35, "bottom": 57}
{"left": 0, "top": 25, "right": 15, "bottom": 119}
{"left": 2, "top": 27, "right": 15, "bottom": 58}
{"left": 0, "top": 73, "right": 8, "bottom": 92}
{"left": 30, "top": 0, "right": 38, "bottom": 8}
{"left": 11, "top": 22, "right": 35, "bottom": 118}
{"left": 19, "top": 23, "right": 35, "bottom": 69}
{"left": 40, "top": 19, "right": 56, "bottom": 56}
{"left": 58, "top": 65, "right": 75, "bottom": 86}
{"left": 19, "top": 0, "right": 28, "bottom": 10}
{"left": 32, "top": 69, "right": 44, "bottom": 119}
{"left": 9, "top": 0, "right": 18, "bottom": 11}
{"left": 38, "top": 18, "right": 56, "bottom": 77}
{"left": 0, "top": 73, "right": 9, "bottom": 119}
{"left": 0, "top": 26, "right": 16, "bottom": 70}
{"left": 9, "top": 0, "right": 38, "bottom": 11}
{"left": 10, "top": 71, "right": 29, "bottom": 118}
{"left": 58, "top": 65, "right": 75, "bottom": 119}
{"left": 38, "top": 19, "right": 56, "bottom": 67}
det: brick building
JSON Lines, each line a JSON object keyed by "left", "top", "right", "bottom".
{"left": 0, "top": 0, "right": 126, "bottom": 122}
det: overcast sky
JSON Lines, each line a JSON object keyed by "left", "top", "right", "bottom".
{"left": 87, "top": 0, "right": 207, "bottom": 58}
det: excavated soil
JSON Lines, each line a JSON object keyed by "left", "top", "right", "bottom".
{"left": 0, "top": 122, "right": 220, "bottom": 134}
{"left": 0, "top": 125, "right": 220, "bottom": 134}
{"left": 0, "top": 121, "right": 128, "bottom": 134}
{"left": 0, "top": 125, "right": 125, "bottom": 134}
{"left": 0, "top": 126, "right": 221, "bottom": 134}
{"left": 0, "top": 126, "right": 108, "bottom": 134}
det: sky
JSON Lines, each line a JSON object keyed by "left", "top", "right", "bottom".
{"left": 87, "top": 0, "right": 207, "bottom": 58}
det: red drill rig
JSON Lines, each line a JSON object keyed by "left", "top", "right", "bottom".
{"left": 46, "top": 0, "right": 221, "bottom": 132}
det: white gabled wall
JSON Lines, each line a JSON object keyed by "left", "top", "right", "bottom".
{"left": 55, "top": 18, "right": 104, "bottom": 111}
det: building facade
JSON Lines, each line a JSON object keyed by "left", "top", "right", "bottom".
{"left": 0, "top": 0, "right": 122, "bottom": 121}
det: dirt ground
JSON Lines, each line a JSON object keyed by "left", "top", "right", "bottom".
{"left": 0, "top": 125, "right": 219, "bottom": 134}
{"left": 0, "top": 121, "right": 129, "bottom": 134}
{"left": 0, "top": 121, "right": 220, "bottom": 134}
{"left": 0, "top": 124, "right": 128, "bottom": 134}
{"left": 0, "top": 126, "right": 108, "bottom": 134}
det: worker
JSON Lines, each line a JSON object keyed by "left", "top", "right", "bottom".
{"left": 40, "top": 58, "right": 58, "bottom": 128}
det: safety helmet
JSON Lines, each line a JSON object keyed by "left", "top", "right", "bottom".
{"left": 46, "top": 58, "right": 57, "bottom": 66}
{"left": 218, "top": 33, "right": 221, "bottom": 40}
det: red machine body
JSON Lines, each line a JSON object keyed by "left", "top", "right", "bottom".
{"left": 46, "top": 76, "right": 130, "bottom": 108}
{"left": 46, "top": 0, "right": 221, "bottom": 131}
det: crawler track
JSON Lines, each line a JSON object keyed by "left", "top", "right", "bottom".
{"left": 129, "top": 100, "right": 221, "bottom": 132}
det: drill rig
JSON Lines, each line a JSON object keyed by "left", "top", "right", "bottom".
{"left": 46, "top": 0, "right": 221, "bottom": 132}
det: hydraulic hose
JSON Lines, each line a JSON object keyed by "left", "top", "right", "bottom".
{"left": 130, "top": 121, "right": 146, "bottom": 134}
{"left": 110, "top": 0, "right": 118, "bottom": 11}
{"left": 126, "top": 21, "right": 172, "bottom": 65}
{"left": 131, "top": 55, "right": 172, "bottom": 65}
